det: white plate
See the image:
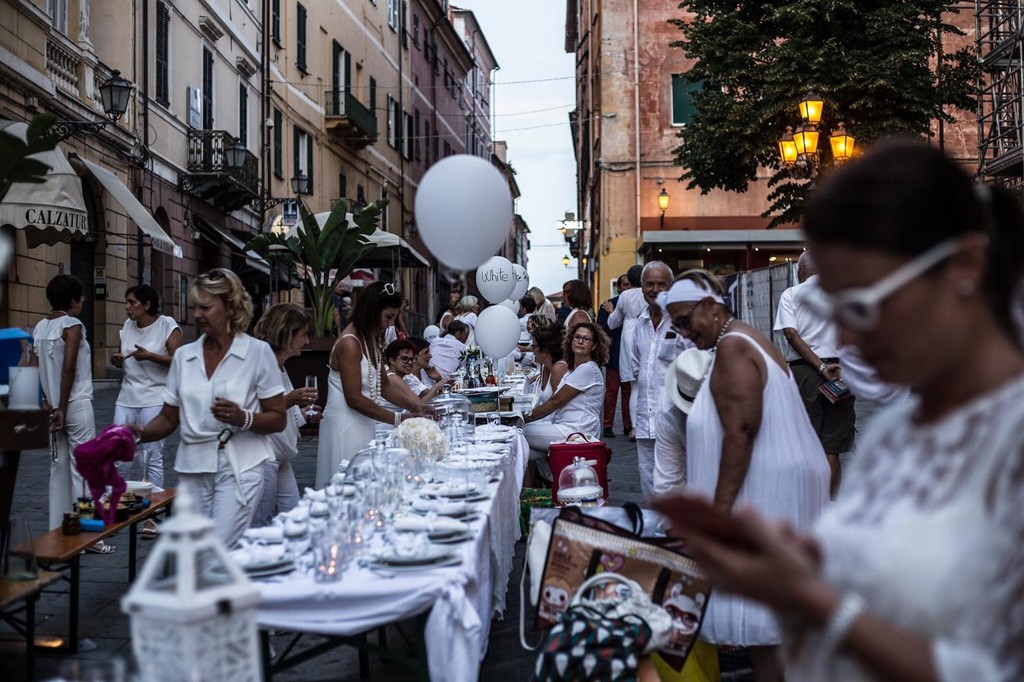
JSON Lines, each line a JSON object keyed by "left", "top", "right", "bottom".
{"left": 370, "top": 546, "right": 455, "bottom": 567}
{"left": 430, "top": 530, "right": 474, "bottom": 545}
{"left": 246, "top": 563, "right": 297, "bottom": 579}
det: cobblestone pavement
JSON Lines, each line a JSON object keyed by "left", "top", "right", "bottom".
{"left": 1, "top": 383, "right": 752, "bottom": 680}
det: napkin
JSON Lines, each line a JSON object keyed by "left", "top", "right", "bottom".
{"left": 304, "top": 487, "right": 326, "bottom": 502}
{"left": 231, "top": 543, "right": 287, "bottom": 568}
{"left": 393, "top": 516, "right": 468, "bottom": 532}
{"left": 243, "top": 526, "right": 284, "bottom": 543}
{"left": 412, "top": 498, "right": 469, "bottom": 515}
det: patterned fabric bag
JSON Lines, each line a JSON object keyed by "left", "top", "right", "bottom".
{"left": 533, "top": 574, "right": 657, "bottom": 682}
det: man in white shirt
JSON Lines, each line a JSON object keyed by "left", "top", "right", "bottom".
{"left": 605, "top": 265, "right": 647, "bottom": 440}
{"left": 631, "top": 261, "right": 692, "bottom": 498}
{"left": 773, "top": 252, "right": 855, "bottom": 496}
{"left": 429, "top": 320, "right": 470, "bottom": 379}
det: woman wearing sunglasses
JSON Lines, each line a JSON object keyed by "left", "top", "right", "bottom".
{"left": 656, "top": 141, "right": 1024, "bottom": 681}
{"left": 524, "top": 322, "right": 609, "bottom": 481}
{"left": 656, "top": 268, "right": 831, "bottom": 679}
{"left": 315, "top": 282, "right": 425, "bottom": 488}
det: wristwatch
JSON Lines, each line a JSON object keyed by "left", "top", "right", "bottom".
{"left": 817, "top": 361, "right": 827, "bottom": 375}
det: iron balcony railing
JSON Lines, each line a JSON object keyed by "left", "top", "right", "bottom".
{"left": 185, "top": 129, "right": 259, "bottom": 195}
{"left": 324, "top": 88, "right": 378, "bottom": 139}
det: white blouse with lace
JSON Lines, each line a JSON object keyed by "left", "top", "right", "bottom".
{"left": 789, "top": 372, "right": 1024, "bottom": 681}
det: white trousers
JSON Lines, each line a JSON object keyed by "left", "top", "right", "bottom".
{"left": 254, "top": 458, "right": 300, "bottom": 527}
{"left": 636, "top": 437, "right": 656, "bottom": 499}
{"left": 49, "top": 399, "right": 95, "bottom": 530}
{"left": 524, "top": 421, "right": 577, "bottom": 481}
{"left": 179, "top": 450, "right": 265, "bottom": 548}
{"left": 628, "top": 382, "right": 638, "bottom": 431}
{"left": 113, "top": 404, "right": 166, "bottom": 487}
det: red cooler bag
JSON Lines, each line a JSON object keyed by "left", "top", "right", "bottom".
{"left": 547, "top": 433, "right": 611, "bottom": 500}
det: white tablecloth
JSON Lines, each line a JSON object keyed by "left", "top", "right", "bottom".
{"left": 255, "top": 431, "right": 528, "bottom": 682}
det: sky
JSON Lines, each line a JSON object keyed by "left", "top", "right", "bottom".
{"left": 455, "top": 1, "right": 578, "bottom": 296}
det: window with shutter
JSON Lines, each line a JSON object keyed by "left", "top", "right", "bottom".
{"left": 339, "top": 173, "right": 347, "bottom": 202}
{"left": 424, "top": 120, "right": 430, "bottom": 165}
{"left": 155, "top": 1, "right": 170, "bottom": 106}
{"left": 386, "top": 95, "right": 396, "bottom": 148}
{"left": 271, "top": 0, "right": 281, "bottom": 45}
{"left": 370, "top": 77, "right": 378, "bottom": 129}
{"left": 412, "top": 13, "right": 419, "bottom": 48}
{"left": 414, "top": 109, "right": 421, "bottom": 161}
{"left": 297, "top": 3, "right": 308, "bottom": 73}
{"left": 273, "top": 108, "right": 283, "bottom": 178}
{"left": 239, "top": 84, "right": 248, "bottom": 147}
{"left": 404, "top": 111, "right": 413, "bottom": 160}
{"left": 202, "top": 48, "right": 214, "bottom": 130}
{"left": 671, "top": 75, "right": 702, "bottom": 126}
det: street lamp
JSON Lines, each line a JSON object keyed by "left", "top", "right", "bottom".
{"left": 777, "top": 90, "right": 854, "bottom": 173}
{"left": 658, "top": 187, "right": 670, "bottom": 228}
{"left": 52, "top": 69, "right": 134, "bottom": 141}
{"left": 562, "top": 254, "right": 571, "bottom": 267}
{"left": 224, "top": 138, "right": 248, "bottom": 172}
{"left": 291, "top": 170, "right": 310, "bottom": 196}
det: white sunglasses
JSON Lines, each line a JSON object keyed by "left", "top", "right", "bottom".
{"left": 806, "top": 238, "right": 960, "bottom": 331}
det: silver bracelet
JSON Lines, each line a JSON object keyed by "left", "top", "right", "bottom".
{"left": 242, "top": 410, "right": 253, "bottom": 431}
{"left": 820, "top": 592, "right": 867, "bottom": 656}
{"left": 394, "top": 411, "right": 401, "bottom": 427}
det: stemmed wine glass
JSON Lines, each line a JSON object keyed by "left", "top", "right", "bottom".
{"left": 304, "top": 375, "right": 318, "bottom": 418}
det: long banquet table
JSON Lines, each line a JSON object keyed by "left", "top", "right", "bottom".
{"left": 254, "top": 429, "right": 529, "bottom": 682}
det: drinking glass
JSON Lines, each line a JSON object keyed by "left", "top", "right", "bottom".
{"left": 312, "top": 521, "right": 349, "bottom": 583}
{"left": 304, "top": 375, "right": 319, "bottom": 418}
{"left": 59, "top": 658, "right": 126, "bottom": 682}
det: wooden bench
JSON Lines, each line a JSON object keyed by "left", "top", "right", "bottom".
{"left": 1, "top": 570, "right": 62, "bottom": 681}
{"left": 31, "top": 488, "right": 176, "bottom": 652}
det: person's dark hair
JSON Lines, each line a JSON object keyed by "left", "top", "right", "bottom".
{"left": 803, "top": 139, "right": 1024, "bottom": 342}
{"left": 564, "top": 322, "right": 610, "bottom": 368}
{"left": 627, "top": 264, "right": 644, "bottom": 288}
{"left": 562, "top": 279, "right": 592, "bottom": 310}
{"left": 385, "top": 338, "right": 416, "bottom": 361}
{"left": 46, "top": 274, "right": 84, "bottom": 311}
{"left": 519, "top": 296, "right": 537, "bottom": 314}
{"left": 349, "top": 281, "right": 403, "bottom": 346}
{"left": 531, "top": 323, "right": 565, "bottom": 363}
{"left": 407, "top": 337, "right": 430, "bottom": 353}
{"left": 444, "top": 320, "right": 469, "bottom": 337}
{"left": 126, "top": 284, "right": 161, "bottom": 316}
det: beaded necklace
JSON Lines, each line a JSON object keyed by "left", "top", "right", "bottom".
{"left": 713, "top": 317, "right": 735, "bottom": 350}
{"left": 359, "top": 335, "right": 384, "bottom": 405}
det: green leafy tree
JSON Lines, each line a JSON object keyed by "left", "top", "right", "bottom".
{"left": 670, "top": 0, "right": 978, "bottom": 227}
{"left": 0, "top": 114, "right": 59, "bottom": 203}
{"left": 245, "top": 196, "right": 388, "bottom": 337}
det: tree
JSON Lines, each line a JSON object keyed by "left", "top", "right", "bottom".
{"left": 670, "top": 0, "right": 978, "bottom": 227}
{"left": 0, "top": 114, "right": 59, "bottom": 203}
{"left": 244, "top": 196, "right": 388, "bottom": 337}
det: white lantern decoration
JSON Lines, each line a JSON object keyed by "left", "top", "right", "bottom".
{"left": 121, "top": 485, "right": 262, "bottom": 682}
{"left": 510, "top": 264, "right": 530, "bottom": 301}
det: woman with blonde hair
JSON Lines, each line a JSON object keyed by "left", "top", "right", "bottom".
{"left": 529, "top": 286, "right": 557, "bottom": 321}
{"left": 252, "top": 303, "right": 321, "bottom": 525}
{"left": 134, "top": 268, "right": 287, "bottom": 546}
{"left": 456, "top": 294, "right": 480, "bottom": 346}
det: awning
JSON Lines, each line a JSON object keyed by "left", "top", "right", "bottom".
{"left": 287, "top": 211, "right": 431, "bottom": 268}
{"left": 193, "top": 216, "right": 271, "bottom": 275}
{"left": 78, "top": 158, "right": 183, "bottom": 258}
{"left": 0, "top": 122, "right": 89, "bottom": 245}
{"left": 641, "top": 228, "right": 805, "bottom": 250}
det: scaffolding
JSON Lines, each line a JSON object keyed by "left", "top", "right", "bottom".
{"left": 977, "top": 0, "right": 1024, "bottom": 194}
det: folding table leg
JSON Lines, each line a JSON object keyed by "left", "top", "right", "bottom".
{"left": 129, "top": 523, "right": 138, "bottom": 582}
{"left": 69, "top": 556, "right": 79, "bottom": 652}
{"left": 260, "top": 630, "right": 272, "bottom": 682}
{"left": 26, "top": 595, "right": 36, "bottom": 682}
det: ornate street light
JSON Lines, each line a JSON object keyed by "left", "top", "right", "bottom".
{"left": 798, "top": 90, "right": 824, "bottom": 126}
{"left": 52, "top": 69, "right": 135, "bottom": 141}
{"left": 562, "top": 254, "right": 571, "bottom": 267}
{"left": 658, "top": 187, "right": 670, "bottom": 228}
{"left": 291, "top": 170, "right": 310, "bottom": 196}
{"left": 829, "top": 122, "right": 856, "bottom": 163}
{"left": 793, "top": 123, "right": 819, "bottom": 158}
{"left": 778, "top": 126, "right": 798, "bottom": 167}
{"left": 224, "top": 138, "right": 248, "bottom": 171}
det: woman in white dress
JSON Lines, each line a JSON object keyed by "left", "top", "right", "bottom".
{"left": 525, "top": 319, "right": 568, "bottom": 406}
{"left": 316, "top": 282, "right": 425, "bottom": 488}
{"left": 655, "top": 142, "right": 1024, "bottom": 681}
{"left": 31, "top": 275, "right": 97, "bottom": 533}
{"left": 111, "top": 285, "right": 183, "bottom": 498}
{"left": 561, "top": 279, "right": 593, "bottom": 329}
{"left": 525, "top": 322, "right": 608, "bottom": 480}
{"left": 252, "top": 303, "right": 322, "bottom": 526}
{"left": 455, "top": 295, "right": 480, "bottom": 346}
{"left": 134, "top": 269, "right": 287, "bottom": 547}
{"left": 659, "top": 269, "right": 830, "bottom": 681}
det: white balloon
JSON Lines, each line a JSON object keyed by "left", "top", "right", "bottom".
{"left": 475, "top": 256, "right": 516, "bottom": 303}
{"left": 498, "top": 299, "right": 520, "bottom": 315}
{"left": 510, "top": 264, "right": 530, "bottom": 300}
{"left": 414, "top": 155, "right": 513, "bottom": 271}
{"left": 423, "top": 325, "right": 441, "bottom": 341}
{"left": 475, "top": 305, "right": 521, "bottom": 359}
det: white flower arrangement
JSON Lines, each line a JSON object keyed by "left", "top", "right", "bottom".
{"left": 393, "top": 417, "right": 446, "bottom": 460}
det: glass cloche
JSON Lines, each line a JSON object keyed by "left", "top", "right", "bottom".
{"left": 556, "top": 457, "right": 605, "bottom": 507}
{"left": 428, "top": 386, "right": 473, "bottom": 430}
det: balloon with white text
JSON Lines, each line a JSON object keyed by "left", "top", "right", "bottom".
{"left": 475, "top": 256, "right": 516, "bottom": 303}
